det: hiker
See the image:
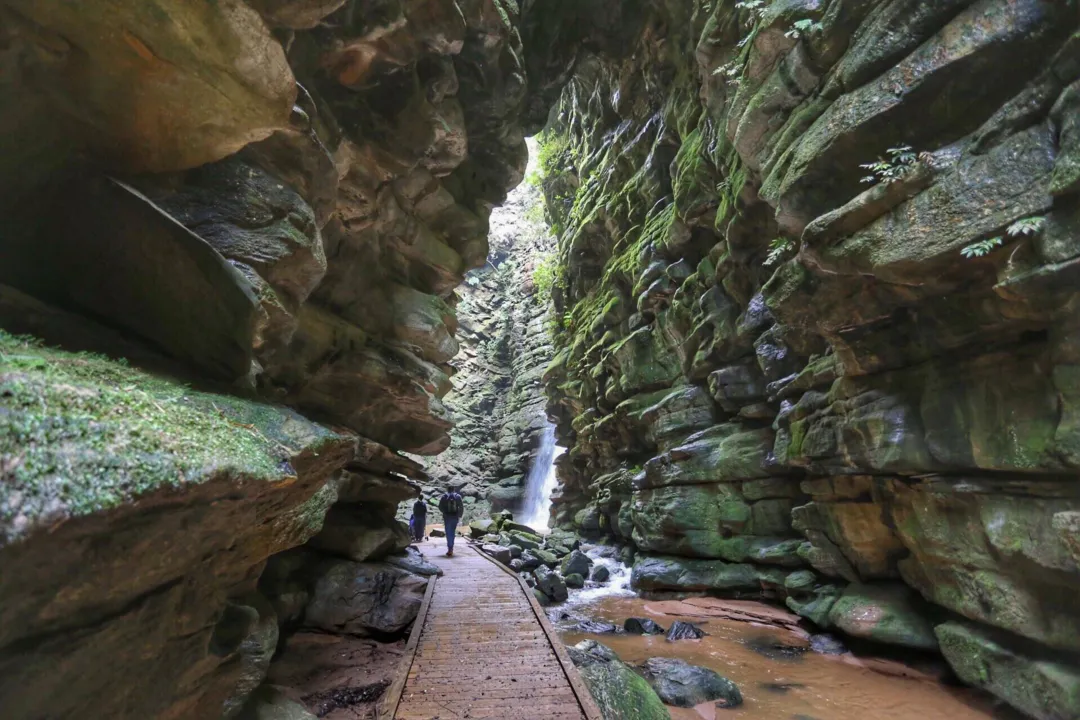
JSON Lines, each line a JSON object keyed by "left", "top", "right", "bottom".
{"left": 409, "top": 496, "right": 428, "bottom": 542}
{"left": 437, "top": 487, "right": 464, "bottom": 557}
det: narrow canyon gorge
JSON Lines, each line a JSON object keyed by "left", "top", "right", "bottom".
{"left": 0, "top": 1, "right": 1079, "bottom": 719}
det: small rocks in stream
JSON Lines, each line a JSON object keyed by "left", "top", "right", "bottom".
{"left": 591, "top": 565, "right": 611, "bottom": 582}
{"left": 744, "top": 633, "right": 809, "bottom": 662}
{"left": 640, "top": 657, "right": 743, "bottom": 708}
{"left": 565, "top": 573, "right": 585, "bottom": 589}
{"left": 577, "top": 620, "right": 620, "bottom": 634}
{"left": 810, "top": 633, "right": 847, "bottom": 655}
{"left": 760, "top": 682, "right": 806, "bottom": 694}
{"left": 624, "top": 618, "right": 666, "bottom": 635}
{"left": 666, "top": 620, "right": 707, "bottom": 641}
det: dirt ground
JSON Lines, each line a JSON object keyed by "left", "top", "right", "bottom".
{"left": 266, "top": 632, "right": 406, "bottom": 719}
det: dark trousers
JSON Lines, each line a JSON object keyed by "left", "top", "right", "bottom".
{"left": 410, "top": 516, "right": 425, "bottom": 541}
{"left": 444, "top": 515, "right": 459, "bottom": 551}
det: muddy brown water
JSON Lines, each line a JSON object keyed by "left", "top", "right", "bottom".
{"left": 558, "top": 595, "right": 1020, "bottom": 720}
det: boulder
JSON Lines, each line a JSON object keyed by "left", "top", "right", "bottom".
{"left": 533, "top": 566, "right": 568, "bottom": 603}
{"left": 503, "top": 521, "right": 543, "bottom": 535}
{"left": 937, "top": 621, "right": 1080, "bottom": 720}
{"left": 591, "top": 565, "right": 611, "bottom": 582}
{"left": 565, "top": 573, "right": 585, "bottom": 589}
{"left": 469, "top": 518, "right": 498, "bottom": 538}
{"left": 509, "top": 559, "right": 525, "bottom": 571}
{"left": 666, "top": 621, "right": 707, "bottom": 641}
{"left": 567, "top": 641, "right": 671, "bottom": 720}
{"left": 632, "top": 555, "right": 788, "bottom": 595}
{"left": 640, "top": 657, "right": 742, "bottom": 709}
{"left": 481, "top": 544, "right": 513, "bottom": 565}
{"left": 384, "top": 547, "right": 443, "bottom": 578}
{"left": 304, "top": 561, "right": 426, "bottom": 635}
{"left": 828, "top": 583, "right": 938, "bottom": 651}
{"left": 561, "top": 550, "right": 594, "bottom": 577}
{"left": 624, "top": 618, "right": 666, "bottom": 636}
{"left": 237, "top": 684, "right": 318, "bottom": 720}
{"left": 430, "top": 528, "right": 446, "bottom": 538}
{"left": 522, "top": 548, "right": 559, "bottom": 570}
{"left": 508, "top": 545, "right": 524, "bottom": 559}
{"left": 308, "top": 504, "right": 410, "bottom": 563}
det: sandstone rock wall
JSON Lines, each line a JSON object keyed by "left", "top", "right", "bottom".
{"left": 421, "top": 153, "right": 557, "bottom": 523}
{"left": 0, "top": 0, "right": 545, "bottom": 717}
{"left": 539, "top": 2, "right": 1080, "bottom": 718}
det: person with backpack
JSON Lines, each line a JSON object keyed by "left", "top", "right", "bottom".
{"left": 409, "top": 496, "right": 428, "bottom": 543}
{"left": 437, "top": 487, "right": 464, "bottom": 557}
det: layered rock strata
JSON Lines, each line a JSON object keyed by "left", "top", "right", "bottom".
{"left": 539, "top": 2, "right": 1080, "bottom": 718}
{"left": 0, "top": 0, "right": 544, "bottom": 717}
{"left": 421, "top": 153, "right": 557, "bottom": 522}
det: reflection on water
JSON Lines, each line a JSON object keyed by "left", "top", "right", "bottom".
{"left": 558, "top": 594, "right": 1021, "bottom": 720}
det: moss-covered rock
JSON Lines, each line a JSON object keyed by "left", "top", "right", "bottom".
{"left": 568, "top": 640, "right": 671, "bottom": 720}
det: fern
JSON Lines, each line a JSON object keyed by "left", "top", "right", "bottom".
{"left": 1007, "top": 216, "right": 1046, "bottom": 237}
{"left": 764, "top": 237, "right": 794, "bottom": 267}
{"left": 960, "top": 216, "right": 1047, "bottom": 259}
{"left": 859, "top": 145, "right": 918, "bottom": 185}
{"left": 785, "top": 18, "right": 821, "bottom": 39}
{"left": 961, "top": 237, "right": 1003, "bottom": 258}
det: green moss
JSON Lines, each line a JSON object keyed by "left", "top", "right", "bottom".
{"left": 0, "top": 331, "right": 335, "bottom": 544}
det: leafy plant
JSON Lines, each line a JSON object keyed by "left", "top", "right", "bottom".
{"left": 785, "top": 18, "right": 822, "bottom": 39}
{"left": 1006, "top": 216, "right": 1046, "bottom": 238}
{"left": 735, "top": 0, "right": 768, "bottom": 24}
{"left": 712, "top": 60, "right": 744, "bottom": 85}
{"left": 764, "top": 237, "right": 794, "bottom": 266}
{"left": 859, "top": 145, "right": 918, "bottom": 185}
{"left": 961, "top": 216, "right": 1047, "bottom": 258}
{"left": 532, "top": 254, "right": 560, "bottom": 301}
{"left": 960, "top": 237, "right": 1003, "bottom": 258}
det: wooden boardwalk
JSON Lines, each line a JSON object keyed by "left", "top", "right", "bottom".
{"left": 379, "top": 539, "right": 601, "bottom": 720}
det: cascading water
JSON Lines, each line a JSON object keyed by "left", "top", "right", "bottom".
{"left": 516, "top": 422, "right": 564, "bottom": 531}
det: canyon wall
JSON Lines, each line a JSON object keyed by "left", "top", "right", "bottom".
{"left": 0, "top": 0, "right": 548, "bottom": 717}
{"left": 539, "top": 2, "right": 1080, "bottom": 718}
{"left": 422, "top": 158, "right": 557, "bottom": 524}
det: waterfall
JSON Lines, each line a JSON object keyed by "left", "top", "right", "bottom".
{"left": 517, "top": 422, "right": 564, "bottom": 531}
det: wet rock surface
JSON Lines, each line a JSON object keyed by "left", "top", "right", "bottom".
{"left": 538, "top": 2, "right": 1080, "bottom": 717}
{"left": 567, "top": 640, "right": 672, "bottom": 720}
{"left": 641, "top": 656, "right": 743, "bottom": 709}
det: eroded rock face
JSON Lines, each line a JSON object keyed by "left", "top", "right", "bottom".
{"left": 417, "top": 146, "right": 558, "bottom": 522}
{"left": 0, "top": 0, "right": 549, "bottom": 717}
{"left": 304, "top": 560, "right": 427, "bottom": 636}
{"left": 0, "top": 333, "right": 353, "bottom": 719}
{"left": 539, "top": 2, "right": 1080, "bottom": 717}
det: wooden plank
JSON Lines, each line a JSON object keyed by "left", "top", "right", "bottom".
{"left": 378, "top": 573, "right": 437, "bottom": 720}
{"left": 391, "top": 541, "right": 594, "bottom": 720}
{"left": 469, "top": 543, "right": 604, "bottom": 720}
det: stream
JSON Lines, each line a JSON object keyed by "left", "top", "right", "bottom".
{"left": 551, "top": 547, "right": 1019, "bottom": 720}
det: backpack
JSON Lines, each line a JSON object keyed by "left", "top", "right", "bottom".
{"left": 440, "top": 492, "right": 464, "bottom": 517}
